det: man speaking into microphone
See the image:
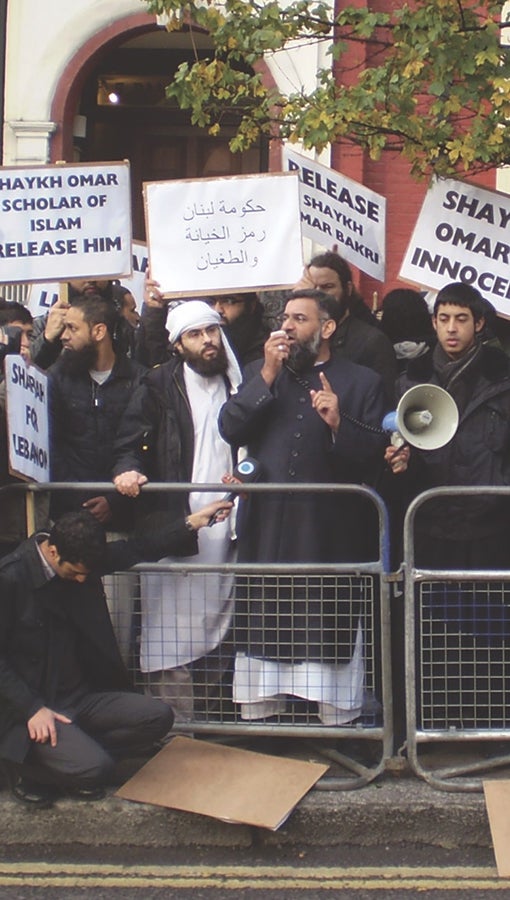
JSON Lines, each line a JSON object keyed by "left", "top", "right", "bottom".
{"left": 219, "top": 289, "right": 386, "bottom": 725}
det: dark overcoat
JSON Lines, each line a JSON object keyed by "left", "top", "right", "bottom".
{"left": 0, "top": 520, "right": 196, "bottom": 763}
{"left": 219, "top": 356, "right": 386, "bottom": 662}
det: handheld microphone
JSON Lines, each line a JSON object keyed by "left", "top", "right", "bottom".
{"left": 207, "top": 457, "right": 261, "bottom": 526}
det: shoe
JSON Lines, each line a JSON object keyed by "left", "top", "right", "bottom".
{"left": 10, "top": 777, "right": 55, "bottom": 809}
{"left": 67, "top": 786, "right": 105, "bottom": 801}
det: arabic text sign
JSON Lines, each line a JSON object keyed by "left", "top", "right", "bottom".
{"left": 0, "top": 162, "right": 132, "bottom": 283}
{"left": 400, "top": 178, "right": 510, "bottom": 317}
{"left": 283, "top": 148, "right": 386, "bottom": 281}
{"left": 144, "top": 173, "right": 303, "bottom": 296}
{"left": 6, "top": 356, "right": 49, "bottom": 483}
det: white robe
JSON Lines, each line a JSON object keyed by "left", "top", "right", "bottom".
{"left": 140, "top": 365, "right": 235, "bottom": 672}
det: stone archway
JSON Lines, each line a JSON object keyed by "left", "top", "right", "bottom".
{"left": 50, "top": 12, "right": 157, "bottom": 164}
{"left": 49, "top": 13, "right": 280, "bottom": 239}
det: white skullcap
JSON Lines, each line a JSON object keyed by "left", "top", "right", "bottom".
{"left": 166, "top": 299, "right": 242, "bottom": 392}
{"left": 166, "top": 299, "right": 221, "bottom": 344}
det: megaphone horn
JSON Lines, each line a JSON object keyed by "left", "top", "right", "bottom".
{"left": 382, "top": 384, "right": 459, "bottom": 451}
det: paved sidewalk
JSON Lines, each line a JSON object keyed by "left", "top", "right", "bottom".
{"left": 0, "top": 749, "right": 499, "bottom": 852}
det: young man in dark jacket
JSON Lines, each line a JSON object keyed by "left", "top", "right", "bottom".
{"left": 386, "top": 281, "right": 510, "bottom": 570}
{"left": 0, "top": 503, "right": 231, "bottom": 809}
{"left": 386, "top": 282, "right": 510, "bottom": 729}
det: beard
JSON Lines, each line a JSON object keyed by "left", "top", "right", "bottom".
{"left": 180, "top": 340, "right": 229, "bottom": 377}
{"left": 59, "top": 342, "right": 98, "bottom": 376}
{"left": 287, "top": 328, "right": 322, "bottom": 373}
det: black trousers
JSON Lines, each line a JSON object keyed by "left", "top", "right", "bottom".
{"left": 19, "top": 691, "right": 174, "bottom": 788}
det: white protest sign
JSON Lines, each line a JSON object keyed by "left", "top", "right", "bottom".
{"left": 144, "top": 172, "right": 303, "bottom": 297}
{"left": 283, "top": 148, "right": 386, "bottom": 281}
{"left": 26, "top": 283, "right": 60, "bottom": 316}
{"left": 400, "top": 177, "right": 510, "bottom": 317}
{"left": 26, "top": 241, "right": 148, "bottom": 317}
{"left": 5, "top": 356, "right": 49, "bottom": 482}
{"left": 117, "top": 240, "right": 148, "bottom": 311}
{"left": 0, "top": 161, "right": 132, "bottom": 283}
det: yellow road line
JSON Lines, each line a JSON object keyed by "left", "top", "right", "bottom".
{"left": 0, "top": 863, "right": 506, "bottom": 891}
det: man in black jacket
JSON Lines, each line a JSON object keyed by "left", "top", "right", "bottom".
{"left": 48, "top": 293, "right": 146, "bottom": 529}
{"left": 48, "top": 293, "right": 148, "bottom": 664}
{"left": 295, "top": 251, "right": 396, "bottom": 408}
{"left": 113, "top": 301, "right": 241, "bottom": 723}
{"left": 136, "top": 278, "right": 267, "bottom": 368}
{"left": 0, "top": 503, "right": 231, "bottom": 809}
{"left": 386, "top": 282, "right": 510, "bottom": 729}
{"left": 386, "top": 281, "right": 510, "bottom": 569}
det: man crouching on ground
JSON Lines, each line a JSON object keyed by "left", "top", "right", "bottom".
{"left": 0, "top": 502, "right": 231, "bottom": 809}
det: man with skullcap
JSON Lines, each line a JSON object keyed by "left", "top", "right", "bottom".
{"left": 112, "top": 301, "right": 241, "bottom": 722}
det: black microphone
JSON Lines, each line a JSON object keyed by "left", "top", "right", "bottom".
{"left": 207, "top": 457, "right": 261, "bottom": 526}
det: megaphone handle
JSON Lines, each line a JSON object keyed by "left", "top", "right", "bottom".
{"left": 390, "top": 431, "right": 406, "bottom": 449}
{"left": 386, "top": 440, "right": 410, "bottom": 471}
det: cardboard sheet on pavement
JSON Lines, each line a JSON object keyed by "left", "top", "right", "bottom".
{"left": 116, "top": 736, "right": 329, "bottom": 830}
{"left": 483, "top": 780, "right": 510, "bottom": 877}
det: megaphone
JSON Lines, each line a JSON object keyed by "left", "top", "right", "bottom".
{"left": 382, "top": 384, "right": 459, "bottom": 450}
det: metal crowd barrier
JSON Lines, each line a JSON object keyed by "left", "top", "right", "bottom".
{"left": 0, "top": 480, "right": 393, "bottom": 790}
{"left": 403, "top": 486, "right": 510, "bottom": 792}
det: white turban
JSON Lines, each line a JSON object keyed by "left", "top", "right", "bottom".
{"left": 166, "top": 299, "right": 242, "bottom": 391}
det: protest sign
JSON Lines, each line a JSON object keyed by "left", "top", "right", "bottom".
{"left": 0, "top": 161, "right": 132, "bottom": 283}
{"left": 283, "top": 148, "right": 386, "bottom": 281}
{"left": 144, "top": 172, "right": 303, "bottom": 297}
{"left": 26, "top": 282, "right": 60, "bottom": 316}
{"left": 117, "top": 240, "right": 147, "bottom": 311}
{"left": 26, "top": 241, "right": 148, "bottom": 317}
{"left": 5, "top": 356, "right": 49, "bottom": 482}
{"left": 400, "top": 177, "right": 510, "bottom": 317}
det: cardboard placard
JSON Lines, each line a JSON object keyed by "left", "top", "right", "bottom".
{"left": 116, "top": 736, "right": 328, "bottom": 831}
{"left": 484, "top": 780, "right": 510, "bottom": 877}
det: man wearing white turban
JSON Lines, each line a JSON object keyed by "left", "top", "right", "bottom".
{"left": 112, "top": 301, "right": 242, "bottom": 722}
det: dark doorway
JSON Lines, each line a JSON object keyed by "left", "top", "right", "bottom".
{"left": 75, "top": 32, "right": 267, "bottom": 240}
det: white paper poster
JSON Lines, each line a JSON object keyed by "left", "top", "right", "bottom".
{"left": 283, "top": 148, "right": 386, "bottom": 281}
{"left": 5, "top": 356, "right": 49, "bottom": 482}
{"left": 0, "top": 161, "right": 132, "bottom": 283}
{"left": 144, "top": 172, "right": 303, "bottom": 297}
{"left": 400, "top": 177, "right": 510, "bottom": 317}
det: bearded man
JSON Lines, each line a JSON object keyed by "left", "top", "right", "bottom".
{"left": 47, "top": 294, "right": 147, "bottom": 663}
{"left": 219, "top": 289, "right": 386, "bottom": 725}
{"left": 48, "top": 293, "right": 146, "bottom": 529}
{"left": 112, "top": 301, "right": 241, "bottom": 722}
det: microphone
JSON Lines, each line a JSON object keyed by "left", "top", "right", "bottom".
{"left": 207, "top": 457, "right": 261, "bottom": 526}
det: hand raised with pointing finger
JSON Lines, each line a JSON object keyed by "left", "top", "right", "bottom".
{"left": 310, "top": 371, "right": 341, "bottom": 433}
